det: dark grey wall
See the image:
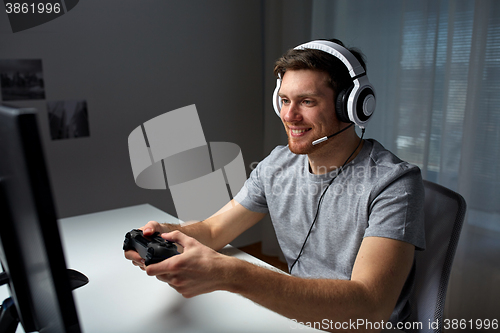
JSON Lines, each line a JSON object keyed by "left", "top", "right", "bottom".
{"left": 0, "top": 1, "right": 265, "bottom": 225}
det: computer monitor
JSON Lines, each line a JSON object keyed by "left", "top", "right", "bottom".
{"left": 0, "top": 104, "right": 87, "bottom": 333}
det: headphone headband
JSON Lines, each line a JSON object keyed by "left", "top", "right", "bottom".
{"left": 294, "top": 40, "right": 365, "bottom": 78}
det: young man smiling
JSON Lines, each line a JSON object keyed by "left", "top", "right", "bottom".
{"left": 125, "top": 39, "right": 425, "bottom": 332}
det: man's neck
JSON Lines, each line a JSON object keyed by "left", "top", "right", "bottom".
{"left": 307, "top": 133, "right": 364, "bottom": 175}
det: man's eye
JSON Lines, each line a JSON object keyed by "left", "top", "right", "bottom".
{"left": 281, "top": 98, "right": 290, "bottom": 105}
{"left": 303, "top": 100, "right": 313, "bottom": 105}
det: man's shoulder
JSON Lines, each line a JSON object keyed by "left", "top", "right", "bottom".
{"left": 358, "top": 139, "right": 423, "bottom": 187}
{"left": 365, "top": 139, "right": 419, "bottom": 171}
{"left": 366, "top": 139, "right": 403, "bottom": 164}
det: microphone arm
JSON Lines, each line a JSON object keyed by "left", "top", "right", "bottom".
{"left": 312, "top": 123, "right": 355, "bottom": 145}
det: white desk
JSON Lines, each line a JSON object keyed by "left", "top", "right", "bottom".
{"left": 1, "top": 204, "right": 321, "bottom": 333}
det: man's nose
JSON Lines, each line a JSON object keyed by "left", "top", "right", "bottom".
{"left": 281, "top": 103, "right": 302, "bottom": 123}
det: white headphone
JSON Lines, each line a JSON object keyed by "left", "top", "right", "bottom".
{"left": 272, "top": 40, "right": 376, "bottom": 128}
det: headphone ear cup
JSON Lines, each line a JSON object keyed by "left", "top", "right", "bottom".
{"left": 353, "top": 86, "right": 376, "bottom": 125}
{"left": 335, "top": 86, "right": 353, "bottom": 123}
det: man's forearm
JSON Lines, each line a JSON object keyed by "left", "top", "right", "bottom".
{"left": 161, "top": 220, "right": 217, "bottom": 249}
{"left": 222, "top": 257, "right": 391, "bottom": 333}
{"left": 159, "top": 200, "right": 266, "bottom": 251}
{"left": 217, "top": 237, "right": 415, "bottom": 333}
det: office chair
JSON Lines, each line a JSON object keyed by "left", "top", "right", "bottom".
{"left": 406, "top": 180, "right": 467, "bottom": 332}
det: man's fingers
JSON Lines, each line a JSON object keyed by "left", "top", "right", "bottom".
{"left": 131, "top": 260, "right": 146, "bottom": 270}
{"left": 140, "top": 221, "right": 160, "bottom": 236}
{"left": 145, "top": 258, "right": 173, "bottom": 276}
{"left": 161, "top": 230, "right": 192, "bottom": 248}
{"left": 124, "top": 249, "right": 141, "bottom": 261}
{"left": 124, "top": 249, "right": 146, "bottom": 268}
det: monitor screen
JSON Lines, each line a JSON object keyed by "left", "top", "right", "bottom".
{"left": 0, "top": 104, "right": 86, "bottom": 333}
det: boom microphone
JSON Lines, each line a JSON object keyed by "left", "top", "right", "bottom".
{"left": 311, "top": 123, "right": 354, "bottom": 145}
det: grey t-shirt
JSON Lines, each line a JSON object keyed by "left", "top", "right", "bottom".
{"left": 234, "top": 139, "right": 425, "bottom": 323}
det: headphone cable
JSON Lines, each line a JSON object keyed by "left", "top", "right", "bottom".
{"left": 289, "top": 128, "right": 365, "bottom": 274}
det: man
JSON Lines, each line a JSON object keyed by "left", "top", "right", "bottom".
{"left": 125, "top": 39, "right": 425, "bottom": 331}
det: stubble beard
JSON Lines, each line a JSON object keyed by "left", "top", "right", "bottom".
{"left": 287, "top": 135, "right": 317, "bottom": 155}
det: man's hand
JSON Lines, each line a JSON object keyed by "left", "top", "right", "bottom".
{"left": 123, "top": 220, "right": 172, "bottom": 270}
{"left": 123, "top": 200, "right": 265, "bottom": 296}
{"left": 145, "top": 231, "right": 233, "bottom": 298}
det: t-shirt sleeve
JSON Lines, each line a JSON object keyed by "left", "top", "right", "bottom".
{"left": 364, "top": 164, "right": 426, "bottom": 251}
{"left": 233, "top": 159, "right": 270, "bottom": 214}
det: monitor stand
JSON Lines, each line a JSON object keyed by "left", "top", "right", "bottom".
{"left": 0, "top": 269, "right": 88, "bottom": 333}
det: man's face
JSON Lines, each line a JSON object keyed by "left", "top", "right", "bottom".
{"left": 278, "top": 69, "right": 339, "bottom": 155}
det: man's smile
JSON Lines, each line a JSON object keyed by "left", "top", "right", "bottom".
{"left": 288, "top": 127, "right": 312, "bottom": 137}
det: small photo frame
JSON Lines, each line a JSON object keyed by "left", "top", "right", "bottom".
{"left": 47, "top": 100, "right": 90, "bottom": 140}
{"left": 0, "top": 59, "right": 46, "bottom": 101}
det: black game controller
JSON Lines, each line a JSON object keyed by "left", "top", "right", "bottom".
{"left": 123, "top": 229, "right": 179, "bottom": 265}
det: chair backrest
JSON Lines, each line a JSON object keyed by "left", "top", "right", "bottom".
{"left": 406, "top": 180, "right": 466, "bottom": 332}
